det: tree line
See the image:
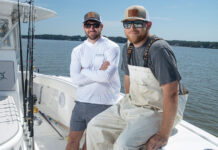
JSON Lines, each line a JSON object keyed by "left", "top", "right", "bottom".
{"left": 22, "top": 34, "right": 218, "bottom": 49}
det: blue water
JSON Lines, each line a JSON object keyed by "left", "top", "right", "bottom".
{"left": 21, "top": 39, "right": 218, "bottom": 137}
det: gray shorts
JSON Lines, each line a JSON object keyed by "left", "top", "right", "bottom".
{"left": 70, "top": 101, "right": 111, "bottom": 131}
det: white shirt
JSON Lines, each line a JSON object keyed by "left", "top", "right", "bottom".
{"left": 70, "top": 37, "right": 121, "bottom": 105}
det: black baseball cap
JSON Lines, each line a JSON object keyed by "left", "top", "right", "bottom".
{"left": 83, "top": 12, "right": 102, "bottom": 23}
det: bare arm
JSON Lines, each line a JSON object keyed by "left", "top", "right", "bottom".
{"left": 100, "top": 61, "right": 110, "bottom": 70}
{"left": 124, "top": 75, "right": 130, "bottom": 94}
{"left": 146, "top": 81, "right": 179, "bottom": 150}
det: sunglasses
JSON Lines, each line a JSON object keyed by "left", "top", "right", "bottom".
{"left": 84, "top": 23, "right": 101, "bottom": 28}
{"left": 123, "top": 20, "right": 147, "bottom": 29}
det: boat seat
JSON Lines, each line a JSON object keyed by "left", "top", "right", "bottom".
{"left": 0, "top": 61, "right": 15, "bottom": 91}
{"left": 0, "top": 96, "right": 19, "bottom": 145}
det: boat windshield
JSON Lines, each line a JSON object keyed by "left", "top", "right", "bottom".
{"left": 0, "top": 19, "right": 11, "bottom": 47}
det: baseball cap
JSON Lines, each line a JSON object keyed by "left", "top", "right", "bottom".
{"left": 83, "top": 12, "right": 102, "bottom": 23}
{"left": 121, "top": 5, "right": 150, "bottom": 22}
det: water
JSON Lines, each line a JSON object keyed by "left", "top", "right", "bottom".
{"left": 21, "top": 39, "right": 218, "bottom": 137}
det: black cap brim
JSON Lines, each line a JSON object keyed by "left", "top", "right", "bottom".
{"left": 83, "top": 18, "right": 101, "bottom": 23}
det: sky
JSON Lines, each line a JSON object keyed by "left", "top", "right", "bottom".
{"left": 19, "top": 0, "right": 218, "bottom": 42}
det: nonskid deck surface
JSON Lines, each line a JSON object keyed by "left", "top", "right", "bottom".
{"left": 0, "top": 96, "right": 20, "bottom": 145}
{"left": 34, "top": 112, "right": 67, "bottom": 150}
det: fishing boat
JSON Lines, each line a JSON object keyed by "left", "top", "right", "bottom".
{"left": 0, "top": 0, "right": 217, "bottom": 149}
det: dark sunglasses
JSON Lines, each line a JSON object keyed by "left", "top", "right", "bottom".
{"left": 123, "top": 20, "right": 147, "bottom": 29}
{"left": 84, "top": 23, "right": 101, "bottom": 28}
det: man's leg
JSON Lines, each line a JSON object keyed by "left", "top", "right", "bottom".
{"left": 66, "top": 130, "right": 84, "bottom": 150}
{"left": 66, "top": 101, "right": 112, "bottom": 150}
{"left": 66, "top": 102, "right": 87, "bottom": 150}
{"left": 82, "top": 140, "right": 86, "bottom": 150}
{"left": 82, "top": 103, "right": 111, "bottom": 150}
{"left": 86, "top": 104, "right": 126, "bottom": 150}
{"left": 114, "top": 108, "right": 162, "bottom": 150}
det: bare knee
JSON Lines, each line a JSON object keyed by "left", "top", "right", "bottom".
{"left": 69, "top": 131, "right": 84, "bottom": 142}
{"left": 66, "top": 131, "right": 84, "bottom": 150}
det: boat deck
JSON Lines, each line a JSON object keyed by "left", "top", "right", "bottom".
{"left": 163, "top": 121, "right": 218, "bottom": 149}
{"left": 34, "top": 115, "right": 218, "bottom": 150}
{"left": 0, "top": 96, "right": 19, "bottom": 145}
{"left": 34, "top": 113, "right": 67, "bottom": 150}
{"left": 33, "top": 74, "right": 218, "bottom": 150}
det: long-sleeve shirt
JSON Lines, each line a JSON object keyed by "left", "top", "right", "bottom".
{"left": 70, "top": 36, "right": 121, "bottom": 105}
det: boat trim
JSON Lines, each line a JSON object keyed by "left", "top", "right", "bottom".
{"left": 180, "top": 121, "right": 218, "bottom": 147}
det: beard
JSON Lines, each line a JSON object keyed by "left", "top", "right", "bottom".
{"left": 86, "top": 31, "right": 101, "bottom": 40}
{"left": 126, "top": 29, "right": 148, "bottom": 44}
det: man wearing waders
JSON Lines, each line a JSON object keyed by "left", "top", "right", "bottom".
{"left": 86, "top": 5, "right": 188, "bottom": 150}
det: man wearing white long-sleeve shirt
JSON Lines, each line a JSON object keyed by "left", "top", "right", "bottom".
{"left": 65, "top": 11, "right": 120, "bottom": 150}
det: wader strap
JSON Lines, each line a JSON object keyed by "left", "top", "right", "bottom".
{"left": 127, "top": 43, "right": 134, "bottom": 64}
{"left": 143, "top": 37, "right": 162, "bottom": 67}
{"left": 126, "top": 37, "right": 163, "bottom": 66}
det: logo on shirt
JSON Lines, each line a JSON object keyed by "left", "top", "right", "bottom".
{"left": 0, "top": 72, "right": 7, "bottom": 80}
{"left": 95, "top": 54, "right": 104, "bottom": 57}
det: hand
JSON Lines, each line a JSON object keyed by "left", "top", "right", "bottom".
{"left": 100, "top": 61, "right": 110, "bottom": 70}
{"left": 146, "top": 133, "right": 168, "bottom": 150}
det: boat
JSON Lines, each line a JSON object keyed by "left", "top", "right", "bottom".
{"left": 0, "top": 0, "right": 218, "bottom": 149}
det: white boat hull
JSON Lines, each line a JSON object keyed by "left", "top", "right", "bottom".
{"left": 32, "top": 73, "right": 218, "bottom": 150}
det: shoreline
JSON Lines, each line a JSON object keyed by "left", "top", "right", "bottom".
{"left": 22, "top": 34, "right": 218, "bottom": 49}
